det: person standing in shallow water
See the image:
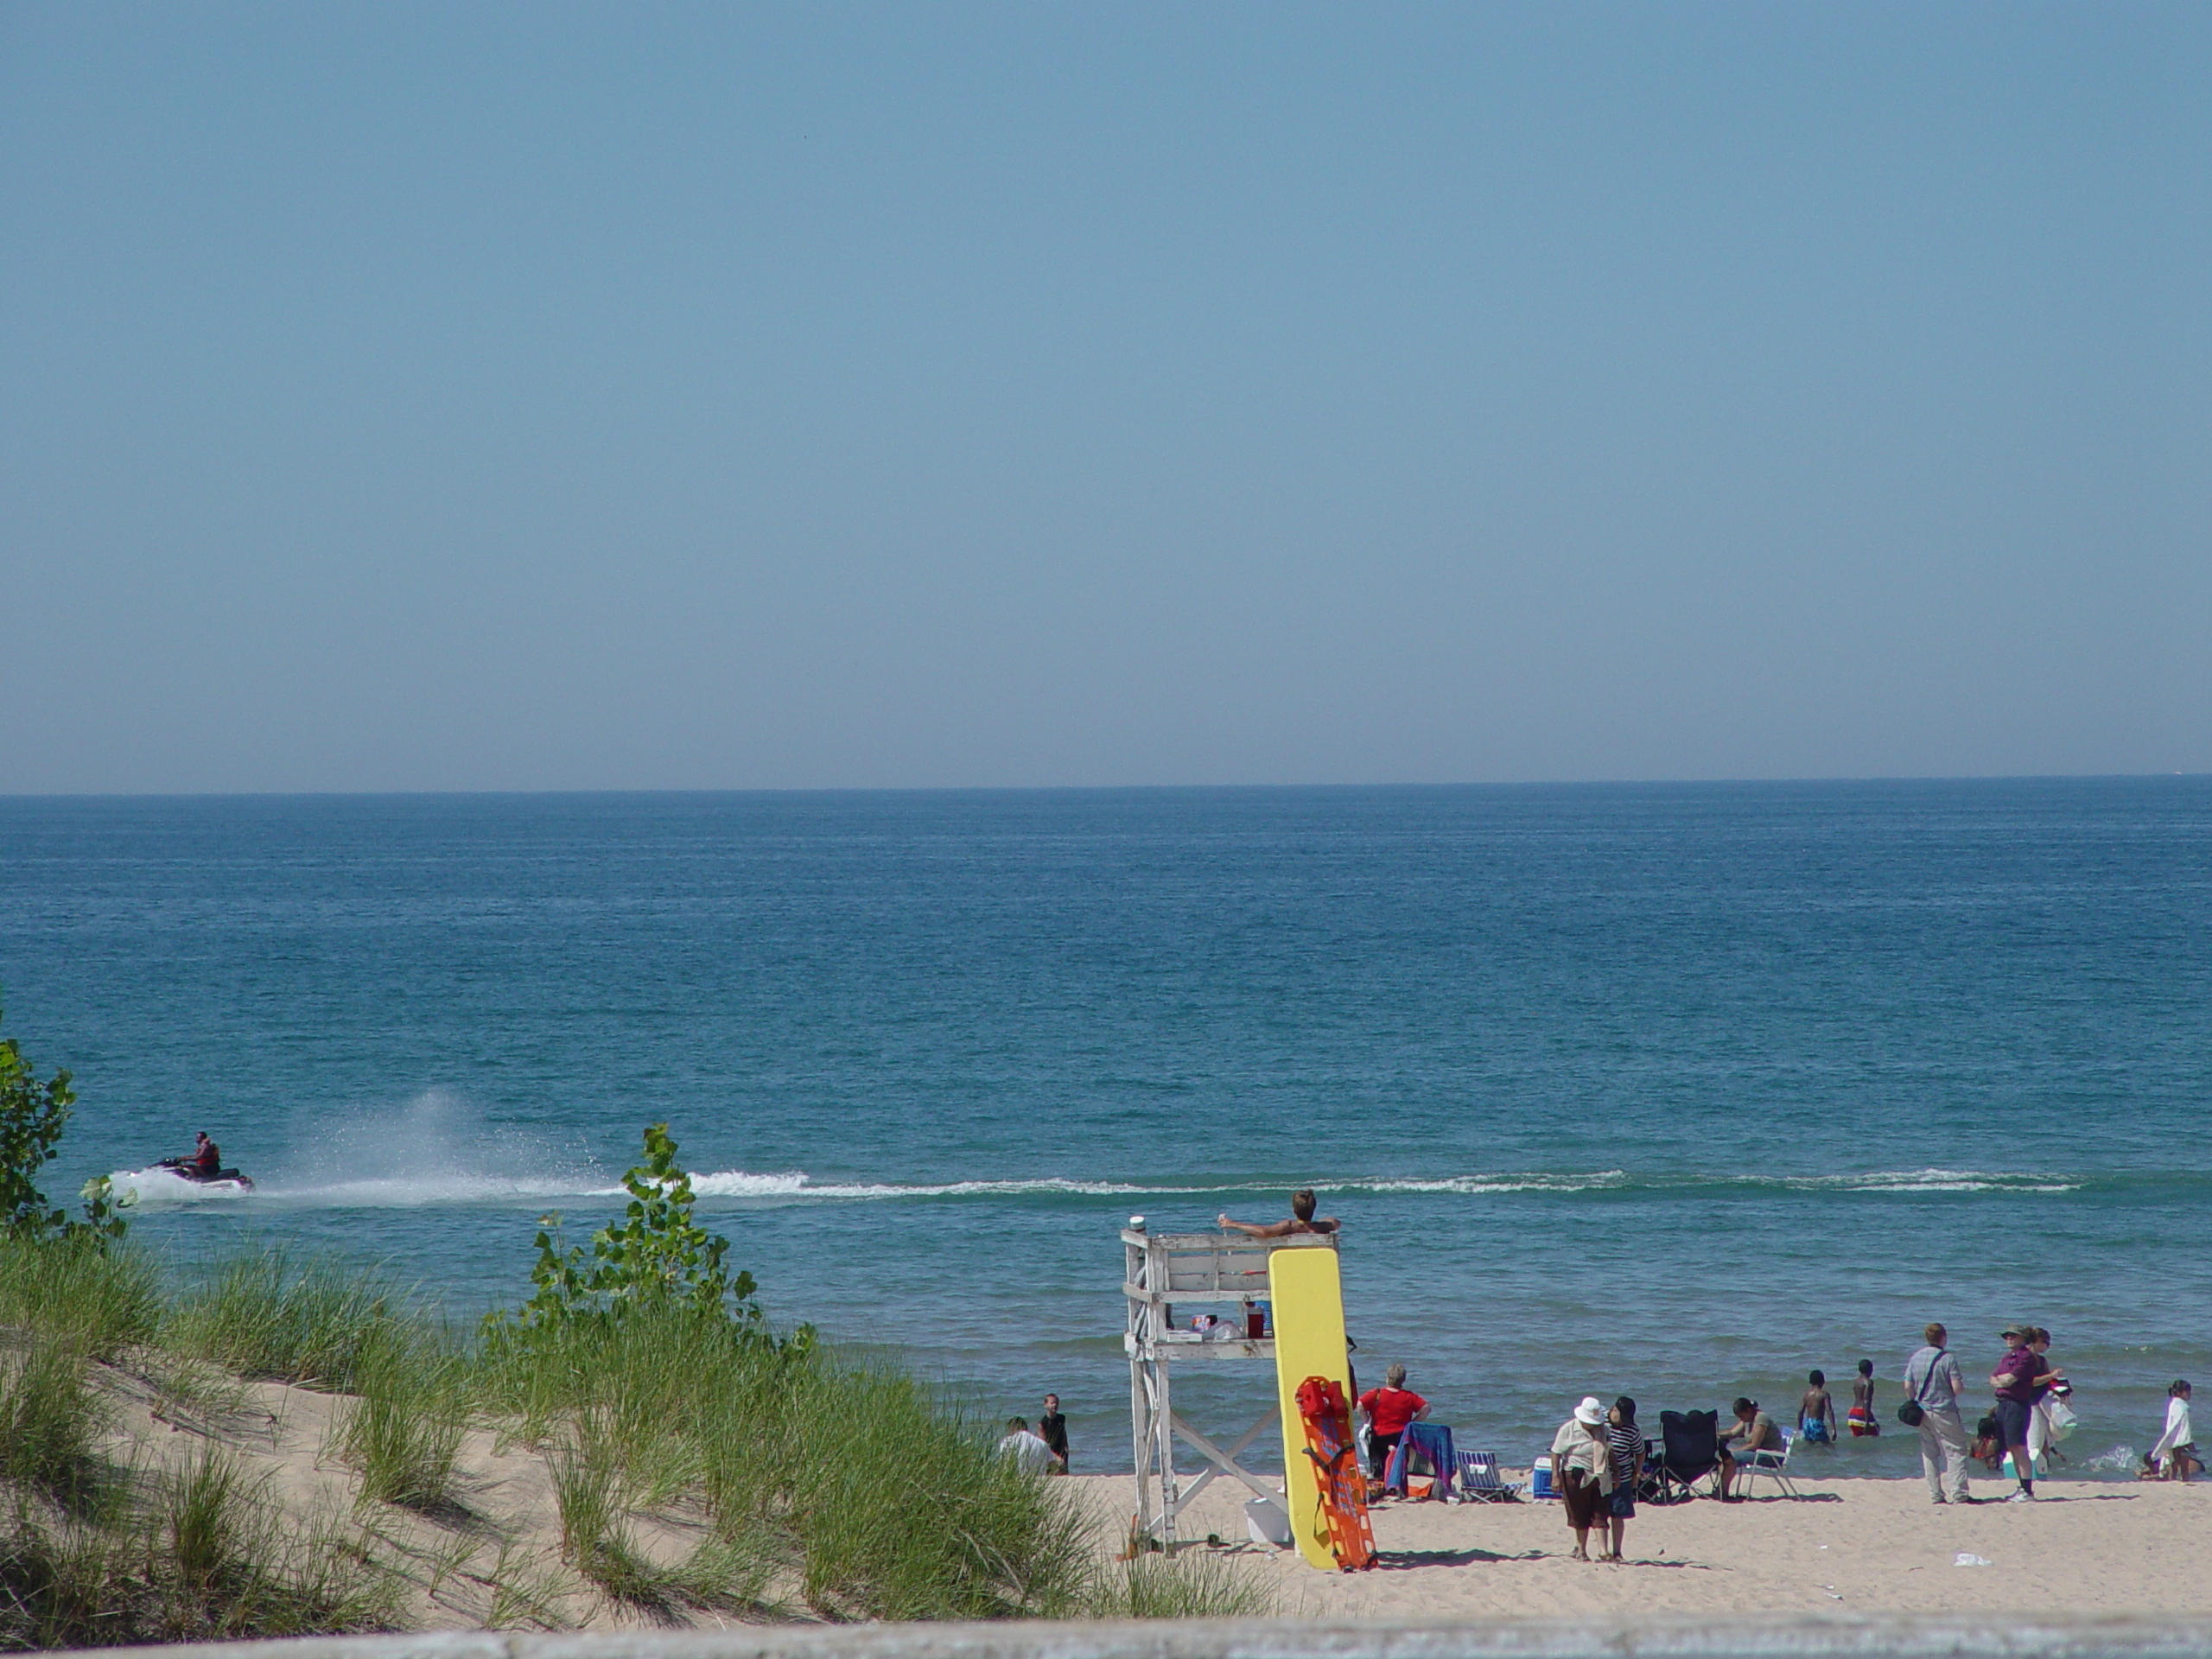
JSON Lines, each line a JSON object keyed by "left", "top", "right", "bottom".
{"left": 1847, "top": 1358, "right": 1880, "bottom": 1438}
{"left": 1798, "top": 1370, "right": 1837, "bottom": 1445}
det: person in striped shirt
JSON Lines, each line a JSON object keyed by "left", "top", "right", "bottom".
{"left": 1602, "top": 1397, "right": 1644, "bottom": 1562}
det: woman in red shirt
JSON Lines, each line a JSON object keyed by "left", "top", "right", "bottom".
{"left": 1357, "top": 1363, "right": 1429, "bottom": 1479}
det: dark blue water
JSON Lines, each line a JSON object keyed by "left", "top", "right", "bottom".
{"left": 3, "top": 782, "right": 2207, "bottom": 1480}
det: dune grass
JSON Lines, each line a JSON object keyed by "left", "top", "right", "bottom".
{"left": 1091, "top": 1550, "right": 1279, "bottom": 1619}
{"left": 0, "top": 1342, "right": 108, "bottom": 1509}
{"left": 152, "top": 1441, "right": 402, "bottom": 1642}
{"left": 332, "top": 1335, "right": 469, "bottom": 1514}
{"left": 0, "top": 1442, "right": 402, "bottom": 1649}
{"left": 161, "top": 1247, "right": 412, "bottom": 1391}
{"left": 479, "top": 1303, "right": 1105, "bottom": 1621}
{"left": 0, "top": 1235, "right": 159, "bottom": 1361}
{"left": 0, "top": 1248, "right": 1274, "bottom": 1639}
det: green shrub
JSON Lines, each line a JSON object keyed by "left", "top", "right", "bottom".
{"left": 0, "top": 999, "right": 124, "bottom": 1244}
{"left": 503, "top": 1122, "right": 787, "bottom": 1335}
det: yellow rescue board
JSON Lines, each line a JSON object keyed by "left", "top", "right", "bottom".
{"left": 1268, "top": 1247, "right": 1351, "bottom": 1571}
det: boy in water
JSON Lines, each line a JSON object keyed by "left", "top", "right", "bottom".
{"left": 1847, "top": 1358, "right": 1880, "bottom": 1437}
{"left": 1799, "top": 1370, "right": 1837, "bottom": 1444}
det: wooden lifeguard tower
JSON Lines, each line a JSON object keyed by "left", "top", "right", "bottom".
{"left": 1122, "top": 1220, "right": 1340, "bottom": 1547}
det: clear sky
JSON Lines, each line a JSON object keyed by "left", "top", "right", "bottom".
{"left": 3, "top": 3, "right": 2207, "bottom": 791}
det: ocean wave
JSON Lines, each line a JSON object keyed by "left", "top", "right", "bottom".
{"left": 691, "top": 1173, "right": 1189, "bottom": 1200}
{"left": 110, "top": 1161, "right": 2093, "bottom": 1210}
{"left": 677, "top": 1165, "right": 2085, "bottom": 1204}
{"left": 1755, "top": 1168, "right": 2082, "bottom": 1194}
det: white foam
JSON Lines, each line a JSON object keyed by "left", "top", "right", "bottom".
{"left": 1342, "top": 1172, "right": 1633, "bottom": 1195}
{"left": 108, "top": 1167, "right": 253, "bottom": 1206}
{"left": 1761, "top": 1168, "right": 2082, "bottom": 1194}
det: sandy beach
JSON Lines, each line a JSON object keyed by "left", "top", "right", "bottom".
{"left": 1069, "top": 1474, "right": 2212, "bottom": 1618}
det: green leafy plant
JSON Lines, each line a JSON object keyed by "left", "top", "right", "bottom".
{"left": 0, "top": 998, "right": 121, "bottom": 1243}
{"left": 509, "top": 1123, "right": 770, "bottom": 1332}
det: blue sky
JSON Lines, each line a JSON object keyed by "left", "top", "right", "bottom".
{"left": 3, "top": 3, "right": 2207, "bottom": 790}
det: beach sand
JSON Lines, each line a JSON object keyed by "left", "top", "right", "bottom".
{"left": 1068, "top": 1473, "right": 2212, "bottom": 1618}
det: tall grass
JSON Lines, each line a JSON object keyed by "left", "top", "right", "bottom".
{"left": 783, "top": 1364, "right": 1091, "bottom": 1620}
{"left": 0, "top": 1446, "right": 402, "bottom": 1648}
{"left": 0, "top": 1343, "right": 108, "bottom": 1508}
{"left": 0, "top": 1228, "right": 1268, "bottom": 1637}
{"left": 1089, "top": 1551, "right": 1276, "bottom": 1619}
{"left": 480, "top": 1305, "right": 1091, "bottom": 1620}
{"left": 162, "top": 1248, "right": 414, "bottom": 1391}
{"left": 151, "top": 1443, "right": 403, "bottom": 1642}
{"left": 334, "top": 1337, "right": 468, "bottom": 1514}
{"left": 0, "top": 1236, "right": 159, "bottom": 1361}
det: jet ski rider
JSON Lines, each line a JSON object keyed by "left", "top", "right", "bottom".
{"left": 188, "top": 1132, "right": 221, "bottom": 1177}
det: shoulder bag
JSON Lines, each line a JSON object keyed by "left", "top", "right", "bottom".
{"left": 1897, "top": 1349, "right": 1946, "bottom": 1427}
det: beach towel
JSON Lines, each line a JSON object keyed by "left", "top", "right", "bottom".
{"left": 1384, "top": 1421, "right": 1458, "bottom": 1498}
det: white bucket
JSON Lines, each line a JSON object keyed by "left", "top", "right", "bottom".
{"left": 1244, "top": 1496, "right": 1293, "bottom": 1548}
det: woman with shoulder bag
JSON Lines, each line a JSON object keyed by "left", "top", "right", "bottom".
{"left": 1902, "top": 1322, "right": 1971, "bottom": 1504}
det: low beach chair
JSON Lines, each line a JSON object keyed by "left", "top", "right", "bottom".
{"left": 1453, "top": 1449, "right": 1525, "bottom": 1503}
{"left": 1652, "top": 1409, "right": 1721, "bottom": 1503}
{"left": 1737, "top": 1427, "right": 1800, "bottom": 1497}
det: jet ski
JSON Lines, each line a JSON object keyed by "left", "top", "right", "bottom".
{"left": 153, "top": 1155, "right": 254, "bottom": 1188}
{"left": 109, "top": 1160, "right": 256, "bottom": 1202}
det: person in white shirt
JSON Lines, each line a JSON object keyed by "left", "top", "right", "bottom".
{"left": 995, "top": 1417, "right": 1058, "bottom": 1475}
{"left": 2147, "top": 1381, "right": 2199, "bottom": 1480}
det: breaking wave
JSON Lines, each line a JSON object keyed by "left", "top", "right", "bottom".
{"left": 678, "top": 1166, "right": 2086, "bottom": 1204}
{"left": 105, "top": 1086, "right": 2097, "bottom": 1213}
{"left": 112, "top": 1163, "right": 2096, "bottom": 1209}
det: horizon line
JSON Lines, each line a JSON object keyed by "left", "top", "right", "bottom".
{"left": 1, "top": 772, "right": 2206, "bottom": 803}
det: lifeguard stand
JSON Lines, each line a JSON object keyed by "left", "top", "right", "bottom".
{"left": 1122, "top": 1221, "right": 1340, "bottom": 1547}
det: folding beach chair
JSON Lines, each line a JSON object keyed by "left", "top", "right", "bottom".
{"left": 1652, "top": 1409, "right": 1721, "bottom": 1503}
{"left": 1737, "top": 1427, "right": 1800, "bottom": 1497}
{"left": 1453, "top": 1450, "right": 1525, "bottom": 1503}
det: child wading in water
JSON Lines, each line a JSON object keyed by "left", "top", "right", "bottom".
{"left": 1847, "top": 1358, "right": 1880, "bottom": 1438}
{"left": 1799, "top": 1370, "right": 1837, "bottom": 1445}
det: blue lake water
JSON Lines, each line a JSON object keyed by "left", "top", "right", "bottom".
{"left": 2, "top": 782, "right": 2207, "bottom": 1482}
